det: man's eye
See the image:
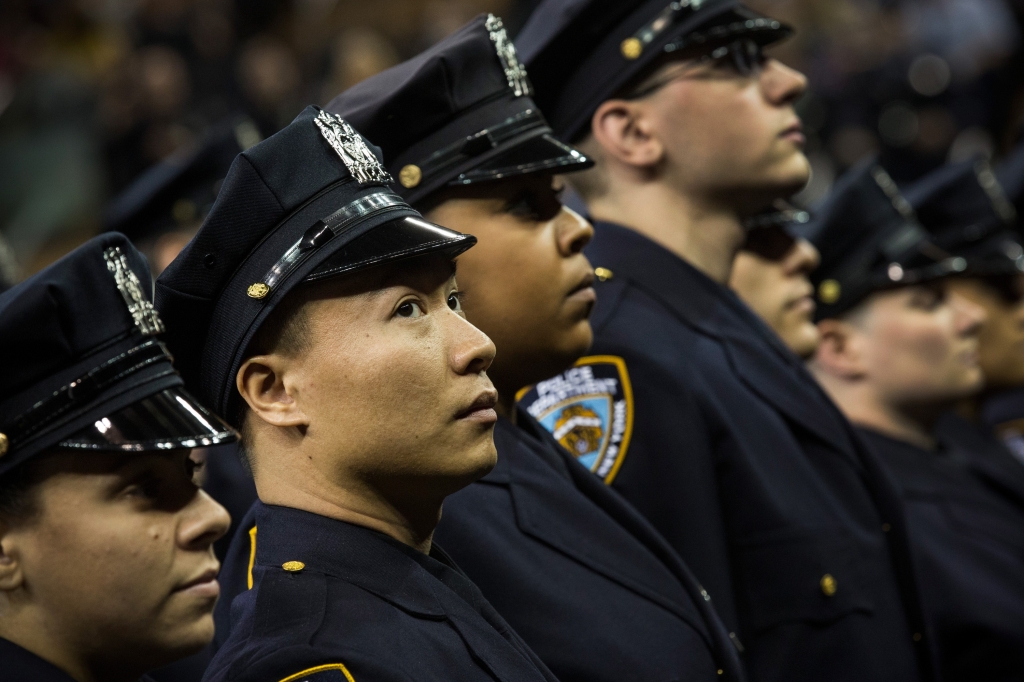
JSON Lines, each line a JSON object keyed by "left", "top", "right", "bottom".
{"left": 448, "top": 292, "right": 463, "bottom": 312}
{"left": 396, "top": 300, "right": 424, "bottom": 318}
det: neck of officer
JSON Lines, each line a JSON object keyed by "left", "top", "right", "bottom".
{"left": 814, "top": 371, "right": 940, "bottom": 450}
{"left": 0, "top": 616, "right": 140, "bottom": 682}
{"left": 253, "top": 438, "right": 441, "bottom": 554}
{"left": 586, "top": 175, "right": 747, "bottom": 285}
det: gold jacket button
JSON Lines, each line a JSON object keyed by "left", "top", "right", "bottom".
{"left": 820, "top": 573, "right": 837, "bottom": 596}
{"left": 0, "top": 433, "right": 8, "bottom": 457}
{"left": 594, "top": 267, "right": 614, "bottom": 282}
{"left": 282, "top": 561, "right": 305, "bottom": 572}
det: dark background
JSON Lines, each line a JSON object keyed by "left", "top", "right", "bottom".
{"left": 3, "top": 0, "right": 1024, "bottom": 281}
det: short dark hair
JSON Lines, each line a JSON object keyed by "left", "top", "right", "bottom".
{"left": 0, "top": 458, "right": 46, "bottom": 525}
{"left": 234, "top": 283, "right": 317, "bottom": 473}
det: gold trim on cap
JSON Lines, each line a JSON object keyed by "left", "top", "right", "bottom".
{"left": 282, "top": 560, "right": 305, "bottom": 572}
{"left": 818, "top": 279, "right": 841, "bottom": 305}
{"left": 0, "top": 433, "right": 8, "bottom": 457}
{"left": 247, "top": 283, "right": 270, "bottom": 299}
{"left": 621, "top": 38, "right": 642, "bottom": 59}
{"left": 399, "top": 164, "right": 422, "bottom": 189}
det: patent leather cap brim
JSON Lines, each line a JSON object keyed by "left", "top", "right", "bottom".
{"left": 59, "top": 387, "right": 237, "bottom": 451}
{"left": 305, "top": 215, "right": 476, "bottom": 282}
{"left": 448, "top": 132, "right": 593, "bottom": 186}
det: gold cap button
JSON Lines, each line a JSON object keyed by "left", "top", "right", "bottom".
{"left": 282, "top": 561, "right": 305, "bottom": 572}
{"left": 621, "top": 37, "right": 642, "bottom": 59}
{"left": 820, "top": 573, "right": 837, "bottom": 596}
{"left": 818, "top": 279, "right": 841, "bottom": 305}
{"left": 594, "top": 267, "right": 614, "bottom": 282}
{"left": 247, "top": 283, "right": 270, "bottom": 299}
{"left": 0, "top": 433, "right": 8, "bottom": 457}
{"left": 399, "top": 164, "right": 422, "bottom": 188}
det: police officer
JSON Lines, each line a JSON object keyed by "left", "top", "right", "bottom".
{"left": 156, "top": 105, "right": 557, "bottom": 682}
{"left": 0, "top": 233, "right": 234, "bottom": 680}
{"left": 805, "top": 160, "right": 1024, "bottom": 681}
{"left": 514, "top": 2, "right": 934, "bottom": 680}
{"left": 940, "top": 144, "right": 1024, "bottom": 461}
{"left": 324, "top": 14, "right": 743, "bottom": 681}
{"left": 729, "top": 209, "right": 820, "bottom": 359}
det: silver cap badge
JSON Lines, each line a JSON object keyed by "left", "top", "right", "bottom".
{"left": 486, "top": 14, "right": 531, "bottom": 97}
{"left": 314, "top": 110, "right": 393, "bottom": 185}
{"left": 103, "top": 246, "right": 165, "bottom": 336}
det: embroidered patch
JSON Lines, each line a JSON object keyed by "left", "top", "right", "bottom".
{"left": 517, "top": 356, "right": 633, "bottom": 483}
{"left": 279, "top": 663, "right": 355, "bottom": 682}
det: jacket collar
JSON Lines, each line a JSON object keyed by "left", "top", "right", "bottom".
{"left": 252, "top": 502, "right": 447, "bottom": 617}
{"left": 587, "top": 220, "right": 858, "bottom": 456}
{"left": 0, "top": 638, "right": 80, "bottom": 681}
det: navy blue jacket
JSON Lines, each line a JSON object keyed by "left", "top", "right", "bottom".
{"left": 434, "top": 412, "right": 745, "bottom": 682}
{"left": 858, "top": 427, "right": 1024, "bottom": 681}
{"left": 526, "top": 221, "right": 933, "bottom": 682}
{"left": 204, "top": 502, "right": 557, "bottom": 682}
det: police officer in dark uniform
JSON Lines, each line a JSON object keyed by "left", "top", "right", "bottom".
{"left": 903, "top": 159, "right": 1024, "bottom": 507}
{"left": 156, "top": 105, "right": 557, "bottom": 682}
{"left": 322, "top": 14, "right": 744, "bottom": 681}
{"left": 0, "top": 233, "right": 234, "bottom": 680}
{"left": 805, "top": 160, "right": 1024, "bottom": 681}
{"left": 514, "top": 2, "right": 935, "bottom": 680}
{"left": 941, "top": 144, "right": 1024, "bottom": 462}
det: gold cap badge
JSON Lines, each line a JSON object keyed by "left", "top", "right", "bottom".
{"left": 0, "top": 433, "right": 8, "bottom": 457}
{"left": 247, "top": 283, "right": 270, "bottom": 300}
{"left": 399, "top": 164, "right": 422, "bottom": 189}
{"left": 818, "top": 279, "right": 841, "bottom": 305}
{"left": 282, "top": 561, "right": 305, "bottom": 572}
{"left": 621, "top": 38, "right": 642, "bottom": 60}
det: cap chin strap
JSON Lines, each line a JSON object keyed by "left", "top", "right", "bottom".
{"left": 0, "top": 340, "right": 174, "bottom": 454}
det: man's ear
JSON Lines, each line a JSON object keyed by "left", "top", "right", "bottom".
{"left": 236, "top": 354, "right": 309, "bottom": 428}
{"left": 814, "top": 318, "right": 866, "bottom": 380}
{"left": 590, "top": 99, "right": 664, "bottom": 170}
{"left": 0, "top": 522, "right": 25, "bottom": 592}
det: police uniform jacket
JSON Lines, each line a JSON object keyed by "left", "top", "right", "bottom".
{"left": 203, "top": 502, "right": 559, "bottom": 682}
{"left": 434, "top": 411, "right": 745, "bottom": 682}
{"left": 0, "top": 637, "right": 155, "bottom": 681}
{"left": 535, "top": 221, "right": 933, "bottom": 682}
{"left": 858, "top": 426, "right": 1024, "bottom": 681}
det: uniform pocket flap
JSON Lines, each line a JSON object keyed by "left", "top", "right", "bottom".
{"left": 736, "top": 529, "right": 876, "bottom": 632}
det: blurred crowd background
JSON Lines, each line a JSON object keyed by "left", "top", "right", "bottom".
{"left": 4, "top": 0, "right": 1024, "bottom": 285}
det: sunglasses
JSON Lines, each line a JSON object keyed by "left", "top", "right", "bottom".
{"left": 626, "top": 38, "right": 767, "bottom": 99}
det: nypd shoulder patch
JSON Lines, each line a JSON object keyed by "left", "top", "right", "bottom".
{"left": 279, "top": 663, "right": 355, "bottom": 682}
{"left": 517, "top": 355, "right": 633, "bottom": 484}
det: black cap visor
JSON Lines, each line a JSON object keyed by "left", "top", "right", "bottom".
{"left": 449, "top": 132, "right": 592, "bottom": 185}
{"left": 60, "top": 387, "right": 236, "bottom": 451}
{"left": 306, "top": 215, "right": 476, "bottom": 282}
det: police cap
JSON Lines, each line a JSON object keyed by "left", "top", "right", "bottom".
{"left": 516, "top": 0, "right": 793, "bottom": 142}
{"left": 904, "top": 158, "right": 1023, "bottom": 277}
{"left": 155, "top": 106, "right": 475, "bottom": 422}
{"left": 0, "top": 232, "right": 235, "bottom": 474}
{"left": 325, "top": 14, "right": 592, "bottom": 207}
{"left": 803, "top": 159, "right": 963, "bottom": 320}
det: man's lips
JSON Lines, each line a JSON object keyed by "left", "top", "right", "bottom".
{"left": 175, "top": 566, "right": 220, "bottom": 598}
{"left": 780, "top": 121, "right": 805, "bottom": 145}
{"left": 567, "top": 270, "right": 597, "bottom": 304}
{"left": 456, "top": 389, "right": 499, "bottom": 423}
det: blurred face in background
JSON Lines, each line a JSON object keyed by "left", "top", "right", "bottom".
{"left": 840, "top": 282, "right": 987, "bottom": 408}
{"left": 730, "top": 225, "right": 820, "bottom": 358}
{"left": 946, "top": 274, "right": 1024, "bottom": 391}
